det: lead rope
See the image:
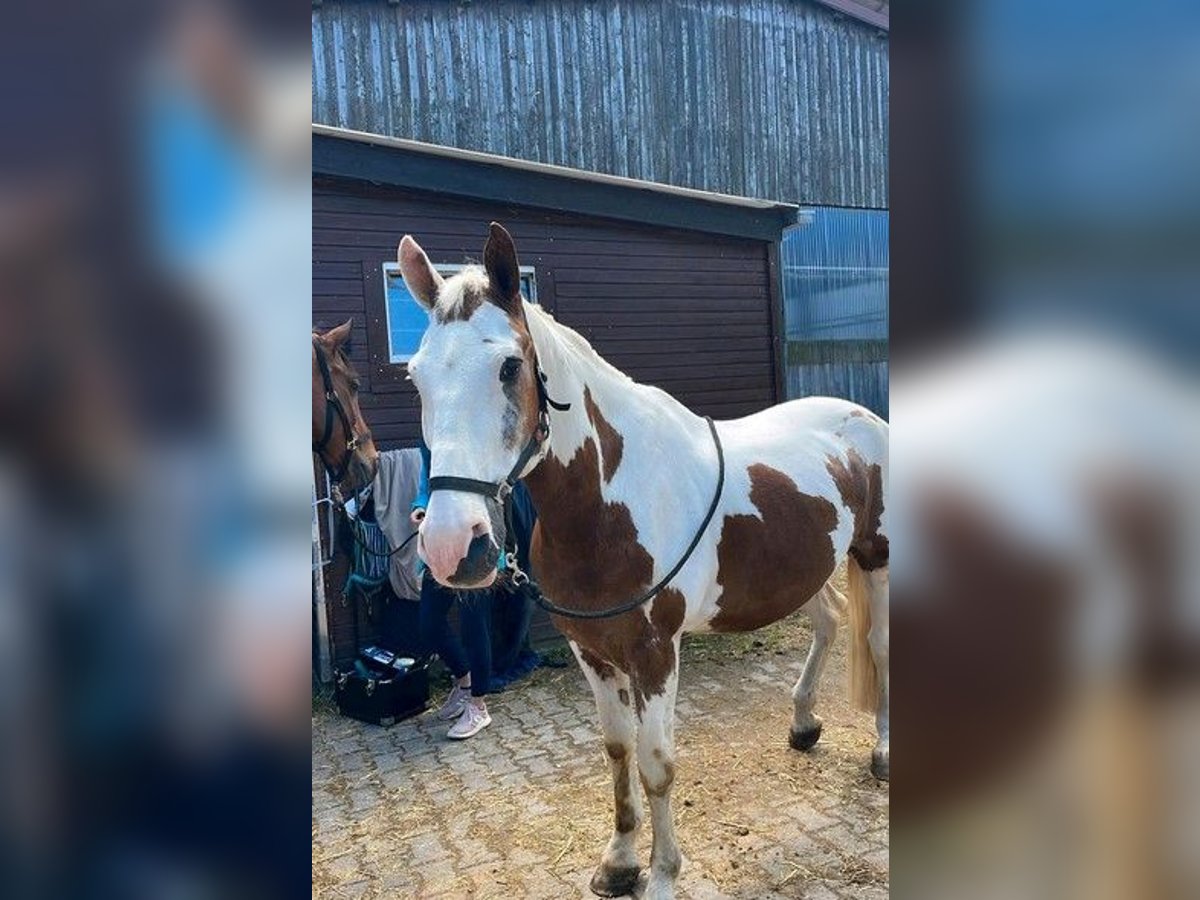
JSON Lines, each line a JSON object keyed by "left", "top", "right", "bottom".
{"left": 507, "top": 415, "right": 724, "bottom": 620}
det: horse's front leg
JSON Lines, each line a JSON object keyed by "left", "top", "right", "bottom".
{"left": 636, "top": 648, "right": 682, "bottom": 900}
{"left": 571, "top": 643, "right": 643, "bottom": 898}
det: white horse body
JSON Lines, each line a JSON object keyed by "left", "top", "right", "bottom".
{"left": 524, "top": 302, "right": 885, "bottom": 632}
{"left": 400, "top": 226, "right": 888, "bottom": 900}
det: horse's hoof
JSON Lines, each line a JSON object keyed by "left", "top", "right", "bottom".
{"left": 589, "top": 864, "right": 641, "bottom": 897}
{"left": 870, "top": 748, "right": 890, "bottom": 782}
{"left": 789, "top": 720, "right": 823, "bottom": 751}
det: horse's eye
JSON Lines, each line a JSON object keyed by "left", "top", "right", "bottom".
{"left": 349, "top": 377, "right": 361, "bottom": 392}
{"left": 499, "top": 356, "right": 523, "bottom": 383}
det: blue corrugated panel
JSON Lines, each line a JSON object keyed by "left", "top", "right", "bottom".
{"left": 782, "top": 207, "right": 888, "bottom": 416}
{"left": 782, "top": 207, "right": 888, "bottom": 340}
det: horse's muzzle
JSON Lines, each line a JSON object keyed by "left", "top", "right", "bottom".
{"left": 444, "top": 533, "right": 500, "bottom": 588}
{"left": 341, "top": 445, "right": 379, "bottom": 495}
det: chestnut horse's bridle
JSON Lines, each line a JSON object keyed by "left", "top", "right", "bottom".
{"left": 312, "top": 335, "right": 366, "bottom": 486}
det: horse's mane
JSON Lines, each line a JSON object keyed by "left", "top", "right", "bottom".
{"left": 524, "top": 302, "right": 634, "bottom": 387}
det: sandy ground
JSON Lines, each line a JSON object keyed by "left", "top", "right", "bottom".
{"left": 313, "top": 591, "right": 888, "bottom": 899}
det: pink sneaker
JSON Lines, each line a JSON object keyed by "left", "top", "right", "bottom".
{"left": 437, "top": 682, "right": 469, "bottom": 720}
{"left": 447, "top": 700, "right": 491, "bottom": 740}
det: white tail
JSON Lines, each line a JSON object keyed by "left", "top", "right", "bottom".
{"left": 846, "top": 556, "right": 879, "bottom": 712}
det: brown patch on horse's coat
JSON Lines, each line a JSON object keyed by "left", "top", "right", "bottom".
{"left": 584, "top": 387, "right": 623, "bottom": 483}
{"left": 826, "top": 449, "right": 889, "bottom": 570}
{"left": 639, "top": 760, "right": 676, "bottom": 798}
{"left": 525, "top": 436, "right": 683, "bottom": 715}
{"left": 605, "top": 742, "right": 638, "bottom": 833}
{"left": 580, "top": 648, "right": 616, "bottom": 680}
{"left": 433, "top": 276, "right": 486, "bottom": 324}
{"left": 505, "top": 317, "right": 540, "bottom": 450}
{"left": 708, "top": 465, "right": 839, "bottom": 633}
{"left": 894, "top": 489, "right": 1074, "bottom": 816}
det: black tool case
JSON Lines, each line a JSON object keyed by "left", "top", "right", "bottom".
{"left": 334, "top": 646, "right": 430, "bottom": 727}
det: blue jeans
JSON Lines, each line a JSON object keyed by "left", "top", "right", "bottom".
{"left": 418, "top": 574, "right": 492, "bottom": 698}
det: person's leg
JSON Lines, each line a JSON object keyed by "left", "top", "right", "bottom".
{"left": 457, "top": 591, "right": 493, "bottom": 699}
{"left": 446, "top": 591, "right": 495, "bottom": 739}
{"left": 418, "top": 573, "right": 472, "bottom": 717}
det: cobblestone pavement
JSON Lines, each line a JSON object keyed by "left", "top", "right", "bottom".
{"left": 313, "top": 614, "right": 888, "bottom": 899}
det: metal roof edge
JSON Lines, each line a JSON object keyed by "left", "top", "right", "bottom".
{"left": 807, "top": 0, "right": 889, "bottom": 32}
{"left": 313, "top": 126, "right": 799, "bottom": 242}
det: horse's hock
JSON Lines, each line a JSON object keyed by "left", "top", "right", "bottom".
{"left": 312, "top": 611, "right": 888, "bottom": 899}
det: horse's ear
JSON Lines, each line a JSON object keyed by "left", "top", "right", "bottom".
{"left": 324, "top": 318, "right": 353, "bottom": 351}
{"left": 398, "top": 235, "right": 442, "bottom": 310}
{"left": 483, "top": 222, "right": 522, "bottom": 315}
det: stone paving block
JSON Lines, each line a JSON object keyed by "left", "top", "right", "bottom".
{"left": 459, "top": 771, "right": 494, "bottom": 793}
{"left": 862, "top": 846, "right": 888, "bottom": 872}
{"left": 781, "top": 800, "right": 838, "bottom": 833}
{"left": 324, "top": 853, "right": 361, "bottom": 882}
{"left": 566, "top": 725, "right": 596, "bottom": 746}
{"left": 796, "top": 883, "right": 842, "bottom": 900}
{"left": 379, "top": 768, "right": 414, "bottom": 792}
{"left": 473, "top": 752, "right": 519, "bottom": 776}
{"left": 523, "top": 755, "right": 557, "bottom": 778}
{"left": 377, "top": 870, "right": 422, "bottom": 896}
{"left": 348, "top": 787, "right": 380, "bottom": 816}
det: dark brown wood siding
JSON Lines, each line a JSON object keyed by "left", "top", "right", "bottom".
{"left": 314, "top": 174, "right": 779, "bottom": 656}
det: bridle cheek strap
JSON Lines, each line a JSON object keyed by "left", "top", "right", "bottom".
{"left": 427, "top": 411, "right": 550, "bottom": 504}
{"left": 426, "top": 360, "right": 565, "bottom": 558}
{"left": 313, "top": 337, "right": 362, "bottom": 484}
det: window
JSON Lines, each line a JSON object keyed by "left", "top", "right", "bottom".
{"left": 381, "top": 263, "right": 538, "bottom": 363}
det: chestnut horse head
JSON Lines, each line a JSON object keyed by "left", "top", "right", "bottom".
{"left": 312, "top": 320, "right": 378, "bottom": 494}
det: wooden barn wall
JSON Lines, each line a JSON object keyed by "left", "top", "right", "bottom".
{"left": 311, "top": 0, "right": 889, "bottom": 209}
{"left": 313, "top": 176, "right": 778, "bottom": 449}
{"left": 314, "top": 174, "right": 777, "bottom": 655}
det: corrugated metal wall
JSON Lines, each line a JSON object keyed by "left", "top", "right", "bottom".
{"left": 311, "top": 0, "right": 888, "bottom": 209}
{"left": 782, "top": 207, "right": 888, "bottom": 416}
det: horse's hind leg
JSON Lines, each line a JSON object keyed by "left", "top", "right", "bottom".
{"left": 865, "top": 566, "right": 890, "bottom": 780}
{"left": 789, "top": 581, "right": 844, "bottom": 751}
{"left": 571, "top": 643, "right": 643, "bottom": 898}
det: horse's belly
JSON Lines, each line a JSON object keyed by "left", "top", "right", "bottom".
{"left": 695, "top": 423, "right": 854, "bottom": 633}
{"left": 702, "top": 547, "right": 836, "bottom": 633}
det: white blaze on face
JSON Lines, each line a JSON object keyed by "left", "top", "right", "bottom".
{"left": 409, "top": 301, "right": 527, "bottom": 583}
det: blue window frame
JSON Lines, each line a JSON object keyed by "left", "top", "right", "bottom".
{"left": 381, "top": 263, "right": 538, "bottom": 363}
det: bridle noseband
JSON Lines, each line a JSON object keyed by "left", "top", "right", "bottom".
{"left": 313, "top": 336, "right": 366, "bottom": 485}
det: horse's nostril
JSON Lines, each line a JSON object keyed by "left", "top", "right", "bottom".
{"left": 471, "top": 521, "right": 491, "bottom": 540}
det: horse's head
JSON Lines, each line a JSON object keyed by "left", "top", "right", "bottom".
{"left": 399, "top": 223, "right": 544, "bottom": 589}
{"left": 312, "top": 320, "right": 379, "bottom": 495}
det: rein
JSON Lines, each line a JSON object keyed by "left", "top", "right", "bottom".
{"left": 313, "top": 336, "right": 365, "bottom": 484}
{"left": 525, "top": 416, "right": 724, "bottom": 620}
{"left": 428, "top": 353, "right": 726, "bottom": 621}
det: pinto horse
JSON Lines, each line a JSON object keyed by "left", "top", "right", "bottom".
{"left": 312, "top": 320, "right": 379, "bottom": 494}
{"left": 400, "top": 224, "right": 889, "bottom": 900}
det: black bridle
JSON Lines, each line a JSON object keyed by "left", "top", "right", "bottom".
{"left": 427, "top": 354, "right": 726, "bottom": 621}
{"left": 313, "top": 335, "right": 366, "bottom": 485}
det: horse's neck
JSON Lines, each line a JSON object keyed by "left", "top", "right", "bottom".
{"left": 523, "top": 304, "right": 713, "bottom": 536}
